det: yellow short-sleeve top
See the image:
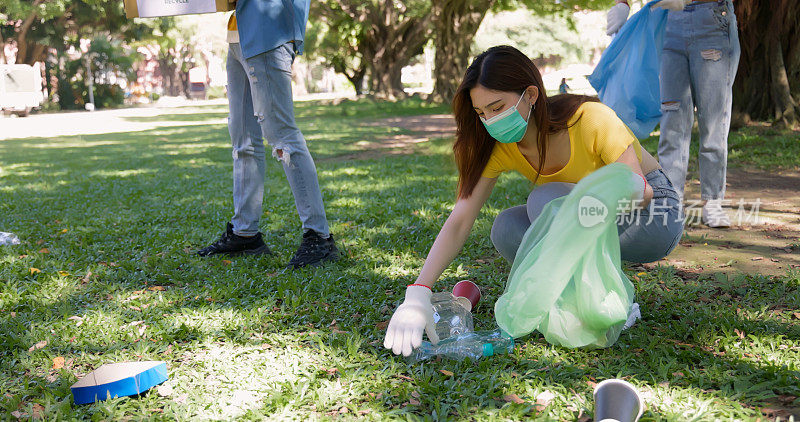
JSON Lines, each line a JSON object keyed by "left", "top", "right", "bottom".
{"left": 480, "top": 102, "right": 642, "bottom": 185}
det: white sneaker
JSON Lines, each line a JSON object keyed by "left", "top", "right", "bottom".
{"left": 702, "top": 199, "right": 731, "bottom": 228}
{"left": 622, "top": 302, "right": 641, "bottom": 330}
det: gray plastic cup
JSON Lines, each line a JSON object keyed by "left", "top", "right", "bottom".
{"left": 593, "top": 379, "right": 644, "bottom": 422}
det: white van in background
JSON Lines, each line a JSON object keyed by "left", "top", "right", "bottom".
{"left": 1, "top": 63, "right": 44, "bottom": 117}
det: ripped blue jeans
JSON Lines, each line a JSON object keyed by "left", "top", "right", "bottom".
{"left": 658, "top": 0, "right": 740, "bottom": 201}
{"left": 227, "top": 42, "right": 330, "bottom": 237}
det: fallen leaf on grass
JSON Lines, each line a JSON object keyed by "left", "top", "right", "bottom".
{"left": 11, "top": 411, "right": 25, "bottom": 418}
{"left": 407, "top": 398, "right": 420, "bottom": 406}
{"left": 793, "top": 312, "right": 800, "bottom": 320}
{"left": 149, "top": 286, "right": 165, "bottom": 291}
{"left": 396, "top": 374, "right": 413, "bottom": 381}
{"left": 752, "top": 256, "right": 764, "bottom": 261}
{"left": 734, "top": 329, "right": 745, "bottom": 339}
{"left": 375, "top": 321, "right": 389, "bottom": 330}
{"left": 10, "top": 312, "right": 16, "bottom": 318}
{"left": 672, "top": 371, "right": 685, "bottom": 377}
{"left": 57, "top": 271, "right": 69, "bottom": 277}
{"left": 221, "top": 260, "right": 232, "bottom": 265}
{"left": 503, "top": 394, "right": 525, "bottom": 404}
{"left": 82, "top": 271, "right": 93, "bottom": 283}
{"left": 29, "top": 268, "right": 41, "bottom": 275}
{"left": 32, "top": 404, "right": 44, "bottom": 419}
{"left": 39, "top": 248, "right": 49, "bottom": 254}
{"left": 60, "top": 229, "right": 68, "bottom": 234}
{"left": 52, "top": 357, "right": 65, "bottom": 370}
{"left": 439, "top": 369, "right": 454, "bottom": 376}
{"left": 28, "top": 340, "right": 47, "bottom": 352}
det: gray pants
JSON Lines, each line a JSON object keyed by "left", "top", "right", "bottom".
{"left": 491, "top": 169, "right": 684, "bottom": 264}
{"left": 658, "top": 0, "right": 740, "bottom": 200}
{"left": 227, "top": 42, "right": 330, "bottom": 237}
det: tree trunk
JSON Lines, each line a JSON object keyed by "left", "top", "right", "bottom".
{"left": 768, "top": 38, "right": 798, "bottom": 128}
{"left": 365, "top": 4, "right": 432, "bottom": 99}
{"left": 15, "top": 0, "right": 46, "bottom": 65}
{"left": 344, "top": 68, "right": 366, "bottom": 96}
{"left": 732, "top": 0, "right": 800, "bottom": 128}
{"left": 430, "top": 0, "right": 494, "bottom": 103}
{"left": 0, "top": 30, "right": 5, "bottom": 64}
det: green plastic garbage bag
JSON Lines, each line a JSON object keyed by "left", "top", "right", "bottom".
{"left": 495, "top": 163, "right": 637, "bottom": 348}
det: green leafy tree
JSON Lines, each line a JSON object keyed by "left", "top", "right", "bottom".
{"left": 310, "top": 0, "right": 432, "bottom": 99}
{"left": 131, "top": 17, "right": 199, "bottom": 97}
{"left": 0, "top": 0, "right": 143, "bottom": 65}
{"left": 473, "top": 10, "right": 590, "bottom": 68}
{"left": 429, "top": 0, "right": 614, "bottom": 102}
{"left": 57, "top": 35, "right": 136, "bottom": 109}
{"left": 305, "top": 16, "right": 367, "bottom": 95}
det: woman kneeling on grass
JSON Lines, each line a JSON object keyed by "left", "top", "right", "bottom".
{"left": 384, "top": 45, "right": 684, "bottom": 357}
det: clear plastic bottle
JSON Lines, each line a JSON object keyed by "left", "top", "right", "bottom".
{"left": 431, "top": 292, "right": 474, "bottom": 341}
{"left": 409, "top": 329, "right": 514, "bottom": 362}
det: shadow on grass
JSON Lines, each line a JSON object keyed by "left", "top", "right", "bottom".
{"left": 2, "top": 110, "right": 800, "bottom": 419}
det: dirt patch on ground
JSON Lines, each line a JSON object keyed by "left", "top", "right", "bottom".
{"left": 350, "top": 114, "right": 800, "bottom": 277}
{"left": 319, "top": 114, "right": 456, "bottom": 163}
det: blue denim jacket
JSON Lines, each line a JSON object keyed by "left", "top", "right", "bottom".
{"left": 235, "top": 0, "right": 310, "bottom": 59}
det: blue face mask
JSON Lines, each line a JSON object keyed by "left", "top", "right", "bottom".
{"left": 480, "top": 93, "right": 533, "bottom": 144}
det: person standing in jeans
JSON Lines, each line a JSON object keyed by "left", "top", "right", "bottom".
{"left": 607, "top": 0, "right": 740, "bottom": 227}
{"left": 198, "top": 0, "right": 339, "bottom": 268}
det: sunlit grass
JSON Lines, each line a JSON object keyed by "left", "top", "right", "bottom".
{"left": 1, "top": 98, "right": 799, "bottom": 419}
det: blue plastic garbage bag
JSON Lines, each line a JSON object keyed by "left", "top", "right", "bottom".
{"left": 587, "top": 1, "right": 669, "bottom": 139}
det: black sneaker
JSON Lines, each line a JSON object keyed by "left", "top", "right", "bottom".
{"left": 287, "top": 230, "right": 339, "bottom": 268}
{"left": 197, "top": 223, "right": 272, "bottom": 257}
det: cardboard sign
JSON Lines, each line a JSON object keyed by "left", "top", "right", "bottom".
{"left": 71, "top": 361, "right": 168, "bottom": 404}
{"left": 124, "top": 0, "right": 234, "bottom": 18}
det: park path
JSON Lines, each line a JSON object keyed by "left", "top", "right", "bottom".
{"left": 362, "top": 114, "right": 800, "bottom": 277}
{"left": 0, "top": 98, "right": 230, "bottom": 141}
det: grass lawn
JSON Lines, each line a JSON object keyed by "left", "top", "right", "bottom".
{"left": 1, "top": 98, "right": 800, "bottom": 420}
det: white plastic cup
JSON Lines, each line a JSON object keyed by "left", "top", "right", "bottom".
{"left": 593, "top": 379, "right": 644, "bottom": 422}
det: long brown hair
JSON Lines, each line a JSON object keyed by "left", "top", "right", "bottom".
{"left": 452, "top": 45, "right": 598, "bottom": 198}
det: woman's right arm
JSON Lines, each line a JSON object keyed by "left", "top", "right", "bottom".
{"left": 384, "top": 176, "right": 496, "bottom": 356}
{"left": 415, "top": 176, "right": 498, "bottom": 288}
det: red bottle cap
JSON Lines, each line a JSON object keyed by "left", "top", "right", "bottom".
{"left": 452, "top": 280, "right": 481, "bottom": 311}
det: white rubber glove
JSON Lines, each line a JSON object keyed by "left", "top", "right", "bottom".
{"left": 652, "top": 0, "right": 690, "bottom": 11}
{"left": 383, "top": 285, "right": 440, "bottom": 356}
{"left": 606, "top": 2, "right": 630, "bottom": 36}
